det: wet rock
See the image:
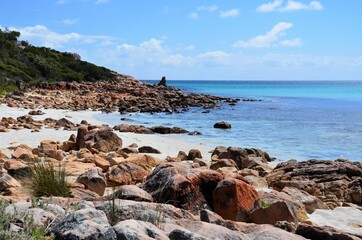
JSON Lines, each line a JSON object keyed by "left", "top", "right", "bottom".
{"left": 150, "top": 126, "right": 188, "bottom": 134}
{"left": 28, "top": 109, "right": 44, "bottom": 115}
{"left": 214, "top": 121, "right": 231, "bottom": 129}
{"left": 213, "top": 178, "right": 261, "bottom": 221}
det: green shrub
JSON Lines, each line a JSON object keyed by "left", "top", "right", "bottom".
{"left": 30, "top": 162, "right": 70, "bottom": 197}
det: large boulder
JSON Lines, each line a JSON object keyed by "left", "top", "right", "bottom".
{"left": 267, "top": 159, "right": 362, "bottom": 208}
{"left": 113, "top": 185, "right": 153, "bottom": 202}
{"left": 11, "top": 144, "right": 37, "bottom": 161}
{"left": 281, "top": 187, "right": 329, "bottom": 212}
{"left": 188, "top": 149, "right": 203, "bottom": 160}
{"left": 138, "top": 146, "right": 161, "bottom": 154}
{"left": 248, "top": 201, "right": 298, "bottom": 225}
{"left": 106, "top": 162, "right": 149, "bottom": 186}
{"left": 141, "top": 162, "right": 223, "bottom": 213}
{"left": 76, "top": 168, "right": 107, "bottom": 196}
{"left": 50, "top": 208, "right": 117, "bottom": 240}
{"left": 258, "top": 189, "right": 309, "bottom": 222}
{"left": 4, "top": 160, "right": 31, "bottom": 178}
{"left": 77, "top": 126, "right": 122, "bottom": 153}
{"left": 213, "top": 178, "right": 261, "bottom": 221}
{"left": 211, "top": 146, "right": 273, "bottom": 168}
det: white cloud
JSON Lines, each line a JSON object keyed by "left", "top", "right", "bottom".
{"left": 188, "top": 12, "right": 199, "bottom": 19}
{"left": 197, "top": 5, "right": 218, "bottom": 12}
{"left": 256, "top": 0, "right": 283, "bottom": 12}
{"left": 197, "top": 51, "right": 230, "bottom": 65}
{"left": 116, "top": 38, "right": 193, "bottom": 67}
{"left": 220, "top": 9, "right": 240, "bottom": 18}
{"left": 61, "top": 18, "right": 78, "bottom": 25}
{"left": 233, "top": 22, "right": 295, "bottom": 48}
{"left": 280, "top": 38, "right": 303, "bottom": 47}
{"left": 257, "top": 0, "right": 323, "bottom": 12}
{"left": 9, "top": 25, "right": 114, "bottom": 48}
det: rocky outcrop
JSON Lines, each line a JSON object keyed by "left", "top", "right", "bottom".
{"left": 1, "top": 79, "right": 240, "bottom": 114}
{"left": 76, "top": 126, "right": 122, "bottom": 153}
{"left": 296, "top": 224, "right": 362, "bottom": 240}
{"left": 267, "top": 159, "right": 362, "bottom": 208}
{"left": 213, "top": 178, "right": 261, "bottom": 221}
{"left": 141, "top": 162, "right": 223, "bottom": 213}
{"left": 106, "top": 162, "right": 149, "bottom": 186}
{"left": 113, "top": 124, "right": 189, "bottom": 134}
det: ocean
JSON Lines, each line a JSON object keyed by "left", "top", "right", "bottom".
{"left": 95, "top": 80, "right": 362, "bottom": 162}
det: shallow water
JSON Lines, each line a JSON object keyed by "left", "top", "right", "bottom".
{"left": 95, "top": 80, "right": 362, "bottom": 162}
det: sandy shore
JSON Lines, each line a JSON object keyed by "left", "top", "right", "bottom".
{"left": 0, "top": 104, "right": 214, "bottom": 160}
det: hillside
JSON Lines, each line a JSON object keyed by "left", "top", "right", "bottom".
{"left": 0, "top": 29, "right": 117, "bottom": 95}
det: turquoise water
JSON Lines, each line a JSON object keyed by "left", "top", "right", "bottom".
{"left": 96, "top": 81, "right": 362, "bottom": 161}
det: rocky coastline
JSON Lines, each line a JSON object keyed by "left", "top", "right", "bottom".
{"left": 0, "top": 80, "right": 361, "bottom": 239}
{"left": 0, "top": 75, "right": 249, "bottom": 114}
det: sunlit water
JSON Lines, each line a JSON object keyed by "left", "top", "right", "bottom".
{"left": 94, "top": 81, "right": 362, "bottom": 161}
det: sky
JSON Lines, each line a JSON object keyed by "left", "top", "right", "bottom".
{"left": 1, "top": 0, "right": 362, "bottom": 80}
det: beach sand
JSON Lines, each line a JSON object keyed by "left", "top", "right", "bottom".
{"left": 0, "top": 104, "right": 213, "bottom": 160}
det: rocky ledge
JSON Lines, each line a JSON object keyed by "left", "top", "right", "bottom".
{"left": 0, "top": 75, "right": 249, "bottom": 114}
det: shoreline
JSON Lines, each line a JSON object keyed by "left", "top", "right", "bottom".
{"left": 0, "top": 104, "right": 215, "bottom": 162}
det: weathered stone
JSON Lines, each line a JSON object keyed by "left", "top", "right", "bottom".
{"left": 84, "top": 155, "right": 111, "bottom": 171}
{"left": 50, "top": 208, "right": 117, "bottom": 240}
{"left": 113, "top": 185, "right": 153, "bottom": 202}
{"left": 113, "top": 219, "right": 169, "bottom": 240}
{"left": 249, "top": 201, "right": 298, "bottom": 225}
{"left": 11, "top": 144, "right": 37, "bottom": 161}
{"left": 0, "top": 172, "right": 21, "bottom": 191}
{"left": 188, "top": 149, "right": 202, "bottom": 160}
{"left": 296, "top": 224, "right": 362, "bottom": 240}
{"left": 267, "top": 159, "right": 362, "bottom": 208}
{"left": 282, "top": 187, "right": 329, "bottom": 212}
{"left": 138, "top": 146, "right": 161, "bottom": 154}
{"left": 76, "top": 168, "right": 107, "bottom": 196}
{"left": 141, "top": 162, "right": 223, "bottom": 213}
{"left": 107, "top": 162, "right": 149, "bottom": 186}
{"left": 213, "top": 178, "right": 261, "bottom": 221}
{"left": 4, "top": 160, "right": 31, "bottom": 178}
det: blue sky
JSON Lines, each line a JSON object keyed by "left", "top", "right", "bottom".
{"left": 1, "top": 0, "right": 361, "bottom": 80}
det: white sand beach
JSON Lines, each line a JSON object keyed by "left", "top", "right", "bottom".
{"left": 0, "top": 104, "right": 214, "bottom": 160}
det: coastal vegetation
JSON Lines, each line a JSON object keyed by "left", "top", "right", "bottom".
{"left": 0, "top": 29, "right": 116, "bottom": 95}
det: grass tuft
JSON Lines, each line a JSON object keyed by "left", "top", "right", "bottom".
{"left": 30, "top": 162, "right": 70, "bottom": 197}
